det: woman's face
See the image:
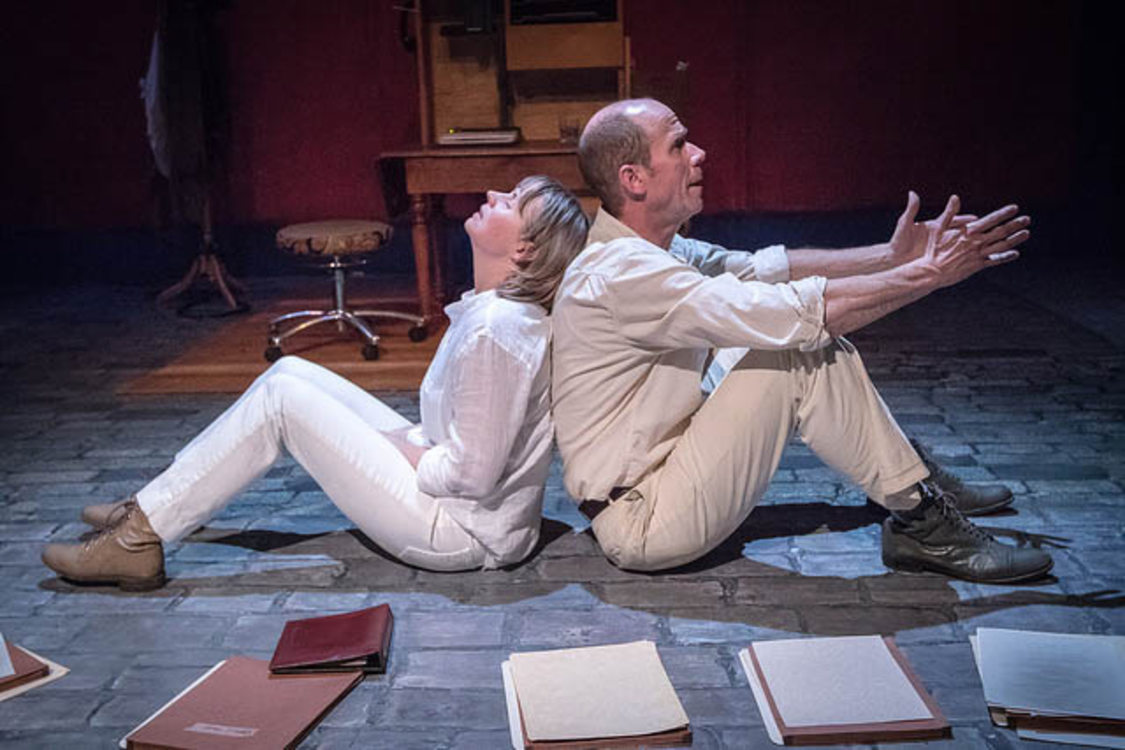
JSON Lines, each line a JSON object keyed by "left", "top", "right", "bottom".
{"left": 465, "top": 188, "right": 530, "bottom": 259}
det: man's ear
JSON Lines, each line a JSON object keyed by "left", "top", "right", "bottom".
{"left": 618, "top": 164, "right": 646, "bottom": 202}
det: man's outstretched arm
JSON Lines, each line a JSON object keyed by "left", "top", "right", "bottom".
{"left": 821, "top": 195, "right": 1028, "bottom": 337}
{"left": 786, "top": 191, "right": 1030, "bottom": 281}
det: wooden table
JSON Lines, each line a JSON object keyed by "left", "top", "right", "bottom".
{"left": 379, "top": 141, "right": 590, "bottom": 328}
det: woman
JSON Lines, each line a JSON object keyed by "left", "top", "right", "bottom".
{"left": 42, "top": 175, "right": 589, "bottom": 590}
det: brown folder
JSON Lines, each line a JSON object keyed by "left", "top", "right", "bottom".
{"left": 747, "top": 636, "right": 950, "bottom": 746}
{"left": 125, "top": 656, "right": 361, "bottom": 750}
{"left": 269, "top": 604, "right": 393, "bottom": 674}
{"left": 0, "top": 642, "right": 50, "bottom": 694}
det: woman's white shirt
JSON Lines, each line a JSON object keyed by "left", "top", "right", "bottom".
{"left": 414, "top": 289, "right": 553, "bottom": 567}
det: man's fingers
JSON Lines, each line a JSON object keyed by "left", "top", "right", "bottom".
{"left": 986, "top": 249, "right": 1020, "bottom": 265}
{"left": 966, "top": 204, "right": 1020, "bottom": 235}
{"left": 979, "top": 215, "right": 1031, "bottom": 247}
{"left": 981, "top": 229, "right": 1030, "bottom": 258}
{"left": 937, "top": 195, "right": 960, "bottom": 233}
{"left": 895, "top": 190, "right": 921, "bottom": 233}
{"left": 950, "top": 214, "right": 978, "bottom": 229}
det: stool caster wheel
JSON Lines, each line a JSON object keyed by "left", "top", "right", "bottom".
{"left": 362, "top": 343, "right": 380, "bottom": 361}
{"left": 264, "top": 346, "right": 283, "bottom": 363}
{"left": 408, "top": 325, "right": 427, "bottom": 343}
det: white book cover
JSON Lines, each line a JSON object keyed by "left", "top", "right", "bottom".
{"left": 738, "top": 647, "right": 783, "bottom": 745}
{"left": 1017, "top": 727, "right": 1125, "bottom": 749}
{"left": 501, "top": 660, "right": 526, "bottom": 750}
{"left": 0, "top": 633, "right": 14, "bottom": 680}
{"left": 975, "top": 628, "right": 1125, "bottom": 722}
{"left": 747, "top": 635, "right": 933, "bottom": 728}
{"left": 506, "top": 640, "right": 688, "bottom": 742}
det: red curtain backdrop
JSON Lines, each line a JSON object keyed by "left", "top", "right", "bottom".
{"left": 1, "top": 0, "right": 1078, "bottom": 229}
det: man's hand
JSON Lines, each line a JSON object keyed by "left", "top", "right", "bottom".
{"left": 381, "top": 425, "right": 428, "bottom": 468}
{"left": 917, "top": 195, "right": 1029, "bottom": 289}
{"left": 888, "top": 190, "right": 1030, "bottom": 267}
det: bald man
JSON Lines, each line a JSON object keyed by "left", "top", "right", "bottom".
{"left": 550, "top": 98, "right": 1050, "bottom": 583}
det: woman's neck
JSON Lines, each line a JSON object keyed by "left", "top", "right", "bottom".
{"left": 471, "top": 252, "right": 513, "bottom": 293}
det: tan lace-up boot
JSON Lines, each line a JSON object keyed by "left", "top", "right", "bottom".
{"left": 42, "top": 505, "right": 165, "bottom": 591}
{"left": 80, "top": 496, "right": 137, "bottom": 529}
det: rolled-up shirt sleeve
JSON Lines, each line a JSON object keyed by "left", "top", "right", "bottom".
{"left": 415, "top": 330, "right": 533, "bottom": 500}
{"left": 671, "top": 236, "right": 790, "bottom": 284}
{"left": 600, "top": 241, "right": 831, "bottom": 353}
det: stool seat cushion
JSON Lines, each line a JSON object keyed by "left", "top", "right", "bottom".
{"left": 276, "top": 219, "right": 392, "bottom": 256}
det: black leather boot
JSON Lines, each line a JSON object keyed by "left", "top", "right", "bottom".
{"left": 882, "top": 483, "right": 1052, "bottom": 583}
{"left": 910, "top": 439, "right": 1013, "bottom": 516}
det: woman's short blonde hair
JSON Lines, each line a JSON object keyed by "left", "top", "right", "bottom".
{"left": 495, "top": 175, "right": 589, "bottom": 313}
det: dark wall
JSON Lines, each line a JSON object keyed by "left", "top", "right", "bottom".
{"left": 0, "top": 1, "right": 1098, "bottom": 232}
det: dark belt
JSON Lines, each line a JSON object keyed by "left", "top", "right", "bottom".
{"left": 578, "top": 486, "right": 632, "bottom": 521}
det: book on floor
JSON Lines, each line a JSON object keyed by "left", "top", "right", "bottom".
{"left": 269, "top": 604, "right": 393, "bottom": 674}
{"left": 501, "top": 640, "right": 691, "bottom": 749}
{"left": 0, "top": 633, "right": 69, "bottom": 702}
{"left": 738, "top": 634, "right": 949, "bottom": 746}
{"left": 121, "top": 655, "right": 362, "bottom": 750}
{"left": 969, "top": 627, "right": 1125, "bottom": 748}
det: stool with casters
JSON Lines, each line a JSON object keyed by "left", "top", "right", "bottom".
{"left": 268, "top": 219, "right": 427, "bottom": 362}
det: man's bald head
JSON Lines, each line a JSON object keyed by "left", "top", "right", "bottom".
{"left": 578, "top": 99, "right": 672, "bottom": 215}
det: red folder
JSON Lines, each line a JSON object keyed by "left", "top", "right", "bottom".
{"left": 269, "top": 604, "right": 393, "bottom": 674}
{"left": 125, "top": 656, "right": 361, "bottom": 750}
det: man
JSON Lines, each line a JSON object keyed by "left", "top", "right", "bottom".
{"left": 550, "top": 98, "right": 1051, "bottom": 582}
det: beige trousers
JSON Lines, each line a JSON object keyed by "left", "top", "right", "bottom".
{"left": 591, "top": 339, "right": 928, "bottom": 571}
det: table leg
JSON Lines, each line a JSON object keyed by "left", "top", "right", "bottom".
{"left": 410, "top": 194, "right": 437, "bottom": 327}
{"left": 431, "top": 194, "right": 446, "bottom": 305}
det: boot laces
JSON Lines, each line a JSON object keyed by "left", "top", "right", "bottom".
{"left": 913, "top": 440, "right": 967, "bottom": 493}
{"left": 933, "top": 490, "right": 994, "bottom": 543}
{"left": 80, "top": 524, "right": 117, "bottom": 553}
{"left": 80, "top": 503, "right": 137, "bottom": 552}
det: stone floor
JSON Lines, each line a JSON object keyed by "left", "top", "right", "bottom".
{"left": 0, "top": 270, "right": 1122, "bottom": 749}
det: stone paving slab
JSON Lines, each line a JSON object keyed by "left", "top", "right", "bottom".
{"left": 0, "top": 280, "right": 1122, "bottom": 748}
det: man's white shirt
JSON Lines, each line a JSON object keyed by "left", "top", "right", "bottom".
{"left": 551, "top": 208, "right": 832, "bottom": 501}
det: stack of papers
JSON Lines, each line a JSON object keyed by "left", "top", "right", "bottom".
{"left": 501, "top": 641, "right": 691, "bottom": 749}
{"left": 971, "top": 628, "right": 1125, "bottom": 748}
{"left": 738, "top": 635, "right": 949, "bottom": 745}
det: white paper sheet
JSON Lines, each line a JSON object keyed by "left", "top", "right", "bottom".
{"left": 1018, "top": 727, "right": 1125, "bottom": 748}
{"left": 977, "top": 628, "right": 1125, "bottom": 722}
{"left": 508, "top": 641, "right": 688, "bottom": 742}
{"left": 739, "top": 647, "right": 783, "bottom": 745}
{"left": 501, "top": 660, "right": 526, "bottom": 750}
{"left": 0, "top": 633, "right": 14, "bottom": 680}
{"left": 750, "top": 635, "right": 933, "bottom": 728}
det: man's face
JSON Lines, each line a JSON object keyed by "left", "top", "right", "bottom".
{"left": 634, "top": 104, "right": 706, "bottom": 225}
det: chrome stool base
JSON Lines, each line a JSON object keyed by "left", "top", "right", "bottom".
{"left": 265, "top": 256, "right": 426, "bottom": 362}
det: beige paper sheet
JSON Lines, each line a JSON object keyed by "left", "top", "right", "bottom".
{"left": 751, "top": 635, "right": 933, "bottom": 728}
{"left": 0, "top": 647, "right": 69, "bottom": 704}
{"left": 508, "top": 640, "right": 689, "bottom": 742}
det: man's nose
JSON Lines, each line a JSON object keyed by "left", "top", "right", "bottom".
{"left": 690, "top": 143, "right": 706, "bottom": 165}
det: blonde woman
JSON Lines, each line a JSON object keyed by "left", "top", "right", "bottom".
{"left": 43, "top": 176, "right": 589, "bottom": 589}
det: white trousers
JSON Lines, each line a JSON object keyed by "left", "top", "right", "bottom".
{"left": 592, "top": 339, "right": 928, "bottom": 571}
{"left": 136, "top": 356, "right": 486, "bottom": 571}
